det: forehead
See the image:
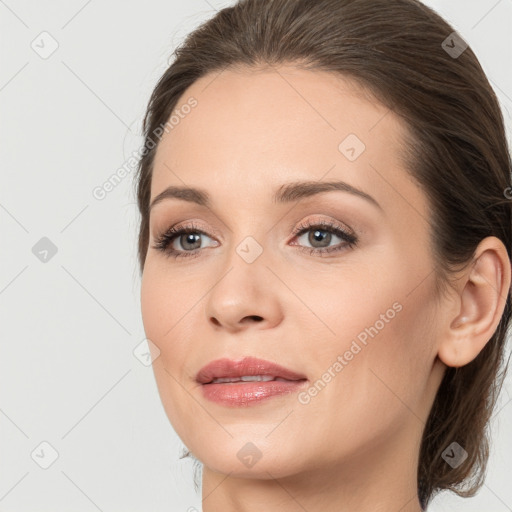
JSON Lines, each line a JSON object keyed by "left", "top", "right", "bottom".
{"left": 150, "top": 66, "right": 421, "bottom": 216}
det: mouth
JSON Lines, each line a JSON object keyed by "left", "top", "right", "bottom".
{"left": 196, "top": 356, "right": 308, "bottom": 407}
{"left": 196, "top": 356, "right": 307, "bottom": 384}
{"left": 208, "top": 375, "right": 299, "bottom": 383}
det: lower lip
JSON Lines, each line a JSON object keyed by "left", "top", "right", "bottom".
{"left": 200, "top": 380, "right": 308, "bottom": 406}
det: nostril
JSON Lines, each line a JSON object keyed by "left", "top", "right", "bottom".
{"left": 246, "top": 315, "right": 263, "bottom": 322}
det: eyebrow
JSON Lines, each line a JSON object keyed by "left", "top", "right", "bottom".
{"left": 149, "top": 180, "right": 382, "bottom": 212}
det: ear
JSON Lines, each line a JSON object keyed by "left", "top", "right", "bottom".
{"left": 437, "top": 236, "right": 511, "bottom": 368}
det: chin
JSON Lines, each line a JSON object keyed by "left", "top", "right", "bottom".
{"left": 188, "top": 436, "right": 307, "bottom": 479}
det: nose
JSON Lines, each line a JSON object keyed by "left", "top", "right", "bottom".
{"left": 203, "top": 256, "right": 284, "bottom": 334}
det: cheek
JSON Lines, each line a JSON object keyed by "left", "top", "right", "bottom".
{"left": 140, "top": 260, "right": 205, "bottom": 371}
{"left": 334, "top": 271, "right": 437, "bottom": 427}
{"left": 140, "top": 263, "right": 193, "bottom": 393}
{"left": 296, "top": 257, "right": 435, "bottom": 427}
{"left": 140, "top": 262, "right": 166, "bottom": 342}
{"left": 141, "top": 265, "right": 201, "bottom": 440}
{"left": 140, "top": 260, "right": 198, "bottom": 347}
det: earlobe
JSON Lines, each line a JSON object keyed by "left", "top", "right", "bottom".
{"left": 437, "top": 237, "right": 511, "bottom": 368}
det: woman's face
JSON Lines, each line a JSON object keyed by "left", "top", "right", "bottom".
{"left": 140, "top": 66, "right": 446, "bottom": 480}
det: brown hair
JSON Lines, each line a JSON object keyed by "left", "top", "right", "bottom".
{"left": 134, "top": 0, "right": 512, "bottom": 508}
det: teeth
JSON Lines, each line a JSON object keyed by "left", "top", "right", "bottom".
{"left": 212, "top": 377, "right": 241, "bottom": 383}
{"left": 211, "top": 375, "right": 276, "bottom": 384}
{"left": 241, "top": 375, "right": 274, "bottom": 382}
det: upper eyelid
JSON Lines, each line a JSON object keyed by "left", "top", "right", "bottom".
{"left": 156, "top": 215, "right": 349, "bottom": 230}
{"left": 154, "top": 217, "right": 355, "bottom": 243}
{"left": 151, "top": 219, "right": 221, "bottom": 240}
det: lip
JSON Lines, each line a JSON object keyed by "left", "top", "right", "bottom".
{"left": 196, "top": 356, "right": 308, "bottom": 407}
{"left": 196, "top": 356, "right": 307, "bottom": 383}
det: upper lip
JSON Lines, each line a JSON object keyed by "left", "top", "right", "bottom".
{"left": 196, "top": 356, "right": 307, "bottom": 384}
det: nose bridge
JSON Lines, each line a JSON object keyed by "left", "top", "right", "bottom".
{"left": 223, "top": 206, "right": 272, "bottom": 264}
{"left": 202, "top": 219, "right": 283, "bottom": 331}
{"left": 220, "top": 230, "right": 269, "bottom": 295}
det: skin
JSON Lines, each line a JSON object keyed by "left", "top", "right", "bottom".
{"left": 140, "top": 65, "right": 511, "bottom": 512}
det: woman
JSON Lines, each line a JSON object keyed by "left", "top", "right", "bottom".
{"left": 134, "top": 0, "right": 512, "bottom": 510}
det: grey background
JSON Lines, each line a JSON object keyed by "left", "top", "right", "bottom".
{"left": 0, "top": 0, "right": 511, "bottom": 510}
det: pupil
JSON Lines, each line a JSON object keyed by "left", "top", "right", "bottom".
{"left": 310, "top": 229, "right": 330, "bottom": 248}
{"left": 182, "top": 233, "right": 201, "bottom": 250}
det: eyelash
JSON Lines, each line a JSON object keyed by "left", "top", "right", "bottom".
{"left": 151, "top": 219, "right": 358, "bottom": 260}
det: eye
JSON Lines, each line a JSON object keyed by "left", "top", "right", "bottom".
{"left": 151, "top": 221, "right": 218, "bottom": 260}
{"left": 151, "top": 218, "right": 358, "bottom": 260}
{"left": 290, "top": 219, "right": 358, "bottom": 256}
